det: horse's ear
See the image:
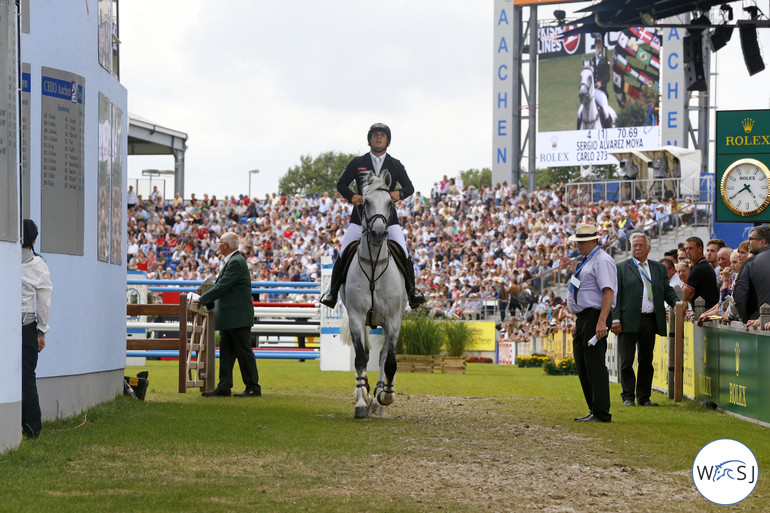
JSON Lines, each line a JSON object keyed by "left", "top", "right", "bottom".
{"left": 382, "top": 171, "right": 392, "bottom": 189}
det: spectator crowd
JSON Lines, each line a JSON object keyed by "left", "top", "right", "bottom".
{"left": 126, "top": 178, "right": 770, "bottom": 340}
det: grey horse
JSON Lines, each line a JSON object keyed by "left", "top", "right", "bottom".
{"left": 340, "top": 171, "right": 407, "bottom": 418}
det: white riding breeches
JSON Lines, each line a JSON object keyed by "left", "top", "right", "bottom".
{"left": 594, "top": 89, "right": 616, "bottom": 120}
{"left": 340, "top": 224, "right": 409, "bottom": 257}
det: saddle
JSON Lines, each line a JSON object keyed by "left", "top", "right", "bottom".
{"left": 339, "top": 240, "right": 408, "bottom": 329}
{"left": 339, "top": 240, "right": 407, "bottom": 285}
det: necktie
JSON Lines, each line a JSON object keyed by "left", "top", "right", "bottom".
{"left": 374, "top": 156, "right": 382, "bottom": 175}
{"left": 641, "top": 261, "right": 653, "bottom": 300}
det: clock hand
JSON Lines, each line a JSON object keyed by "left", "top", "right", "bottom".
{"left": 729, "top": 184, "right": 750, "bottom": 200}
{"left": 745, "top": 184, "right": 757, "bottom": 198}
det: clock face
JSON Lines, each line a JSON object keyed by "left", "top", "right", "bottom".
{"left": 721, "top": 158, "right": 770, "bottom": 217}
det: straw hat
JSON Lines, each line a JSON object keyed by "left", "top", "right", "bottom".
{"left": 568, "top": 223, "right": 600, "bottom": 242}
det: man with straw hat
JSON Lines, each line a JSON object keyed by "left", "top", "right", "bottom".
{"left": 566, "top": 224, "right": 617, "bottom": 423}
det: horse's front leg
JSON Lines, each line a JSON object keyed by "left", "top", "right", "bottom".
{"left": 350, "top": 320, "right": 371, "bottom": 418}
{"left": 372, "top": 325, "right": 399, "bottom": 416}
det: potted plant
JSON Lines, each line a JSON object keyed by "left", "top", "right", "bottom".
{"left": 441, "top": 320, "right": 476, "bottom": 374}
{"left": 397, "top": 312, "right": 444, "bottom": 373}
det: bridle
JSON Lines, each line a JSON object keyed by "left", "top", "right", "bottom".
{"left": 358, "top": 186, "right": 392, "bottom": 294}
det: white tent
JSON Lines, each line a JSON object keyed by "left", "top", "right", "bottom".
{"left": 610, "top": 146, "right": 702, "bottom": 197}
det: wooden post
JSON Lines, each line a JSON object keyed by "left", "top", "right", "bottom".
{"left": 178, "top": 293, "right": 188, "bottom": 393}
{"left": 759, "top": 303, "right": 770, "bottom": 331}
{"left": 674, "top": 301, "right": 684, "bottom": 401}
{"left": 667, "top": 288, "right": 685, "bottom": 399}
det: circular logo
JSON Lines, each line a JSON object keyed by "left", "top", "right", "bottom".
{"left": 562, "top": 27, "right": 581, "bottom": 54}
{"left": 693, "top": 439, "right": 758, "bottom": 505}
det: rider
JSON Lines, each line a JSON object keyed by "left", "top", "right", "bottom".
{"left": 320, "top": 123, "right": 426, "bottom": 310}
{"left": 587, "top": 33, "right": 615, "bottom": 128}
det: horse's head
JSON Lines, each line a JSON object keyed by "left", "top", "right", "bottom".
{"left": 361, "top": 170, "right": 392, "bottom": 245}
{"left": 579, "top": 60, "right": 594, "bottom": 105}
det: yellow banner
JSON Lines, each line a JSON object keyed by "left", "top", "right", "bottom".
{"left": 467, "top": 321, "right": 496, "bottom": 351}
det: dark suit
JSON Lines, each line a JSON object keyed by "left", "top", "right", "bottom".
{"left": 612, "top": 258, "right": 678, "bottom": 403}
{"left": 735, "top": 247, "right": 770, "bottom": 322}
{"left": 199, "top": 251, "right": 259, "bottom": 392}
{"left": 337, "top": 152, "right": 414, "bottom": 226}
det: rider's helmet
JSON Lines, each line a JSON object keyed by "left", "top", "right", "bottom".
{"left": 367, "top": 123, "right": 391, "bottom": 147}
{"left": 592, "top": 33, "right": 604, "bottom": 55}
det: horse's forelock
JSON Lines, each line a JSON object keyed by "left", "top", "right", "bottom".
{"left": 362, "top": 171, "right": 388, "bottom": 197}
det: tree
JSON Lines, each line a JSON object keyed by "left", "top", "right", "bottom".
{"left": 459, "top": 168, "right": 492, "bottom": 189}
{"left": 278, "top": 152, "right": 357, "bottom": 196}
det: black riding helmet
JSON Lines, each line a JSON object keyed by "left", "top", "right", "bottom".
{"left": 367, "top": 123, "right": 391, "bottom": 147}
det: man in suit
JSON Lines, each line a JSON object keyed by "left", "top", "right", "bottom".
{"left": 611, "top": 233, "right": 679, "bottom": 406}
{"left": 196, "top": 231, "right": 261, "bottom": 397}
{"left": 734, "top": 225, "right": 770, "bottom": 322}
{"left": 320, "top": 122, "right": 425, "bottom": 309}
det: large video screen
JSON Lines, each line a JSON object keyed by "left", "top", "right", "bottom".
{"left": 537, "top": 25, "right": 661, "bottom": 167}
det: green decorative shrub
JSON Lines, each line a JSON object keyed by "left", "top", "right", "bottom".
{"left": 442, "top": 319, "right": 476, "bottom": 357}
{"left": 397, "top": 312, "right": 444, "bottom": 355}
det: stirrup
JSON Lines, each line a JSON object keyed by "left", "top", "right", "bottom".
{"left": 320, "top": 290, "right": 337, "bottom": 308}
{"left": 408, "top": 289, "right": 426, "bottom": 309}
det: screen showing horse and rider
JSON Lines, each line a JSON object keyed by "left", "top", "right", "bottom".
{"left": 538, "top": 27, "right": 661, "bottom": 133}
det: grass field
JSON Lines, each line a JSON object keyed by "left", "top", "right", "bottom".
{"left": 539, "top": 54, "right": 623, "bottom": 133}
{"left": 1, "top": 359, "right": 767, "bottom": 512}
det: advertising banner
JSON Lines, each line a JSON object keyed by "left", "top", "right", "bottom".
{"left": 715, "top": 109, "right": 770, "bottom": 223}
{"left": 538, "top": 26, "right": 661, "bottom": 168}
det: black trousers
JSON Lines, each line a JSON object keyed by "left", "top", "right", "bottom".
{"left": 217, "top": 326, "right": 260, "bottom": 392}
{"left": 573, "top": 308, "right": 612, "bottom": 421}
{"left": 618, "top": 313, "right": 657, "bottom": 403}
{"left": 22, "top": 322, "right": 42, "bottom": 439}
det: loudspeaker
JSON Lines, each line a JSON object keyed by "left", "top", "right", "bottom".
{"left": 739, "top": 23, "right": 765, "bottom": 76}
{"left": 683, "top": 34, "right": 707, "bottom": 91}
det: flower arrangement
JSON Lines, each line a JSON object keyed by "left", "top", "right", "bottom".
{"left": 543, "top": 357, "right": 577, "bottom": 376}
{"left": 467, "top": 356, "right": 493, "bottom": 364}
{"left": 516, "top": 353, "right": 550, "bottom": 368}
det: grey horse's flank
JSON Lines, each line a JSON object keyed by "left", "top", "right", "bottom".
{"left": 340, "top": 170, "right": 407, "bottom": 418}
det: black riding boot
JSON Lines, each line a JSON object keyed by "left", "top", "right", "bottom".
{"left": 404, "top": 256, "right": 426, "bottom": 309}
{"left": 320, "top": 255, "right": 345, "bottom": 308}
{"left": 320, "top": 244, "right": 358, "bottom": 308}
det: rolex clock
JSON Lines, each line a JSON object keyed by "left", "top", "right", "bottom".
{"left": 720, "top": 158, "right": 770, "bottom": 217}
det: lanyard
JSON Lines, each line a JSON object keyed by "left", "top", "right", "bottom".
{"left": 574, "top": 246, "right": 600, "bottom": 278}
{"left": 635, "top": 259, "right": 653, "bottom": 286}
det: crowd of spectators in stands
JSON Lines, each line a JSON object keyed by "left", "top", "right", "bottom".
{"left": 126, "top": 178, "right": 710, "bottom": 333}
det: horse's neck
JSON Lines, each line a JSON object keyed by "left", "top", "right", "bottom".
{"left": 358, "top": 237, "right": 387, "bottom": 262}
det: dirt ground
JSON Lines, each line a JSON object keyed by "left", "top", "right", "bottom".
{"left": 335, "top": 394, "right": 716, "bottom": 513}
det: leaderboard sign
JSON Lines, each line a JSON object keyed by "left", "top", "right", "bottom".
{"left": 537, "top": 26, "right": 662, "bottom": 167}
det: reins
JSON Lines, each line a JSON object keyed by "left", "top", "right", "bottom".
{"left": 357, "top": 187, "right": 393, "bottom": 317}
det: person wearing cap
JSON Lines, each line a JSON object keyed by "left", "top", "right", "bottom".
{"left": 611, "top": 233, "right": 678, "bottom": 407}
{"left": 320, "top": 123, "right": 425, "bottom": 310}
{"left": 566, "top": 224, "right": 616, "bottom": 423}
{"left": 21, "top": 219, "right": 53, "bottom": 439}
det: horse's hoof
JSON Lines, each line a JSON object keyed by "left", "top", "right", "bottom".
{"left": 369, "top": 402, "right": 390, "bottom": 418}
{"left": 377, "top": 390, "right": 394, "bottom": 406}
{"left": 354, "top": 405, "right": 370, "bottom": 419}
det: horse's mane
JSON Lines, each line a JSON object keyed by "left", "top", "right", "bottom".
{"left": 361, "top": 171, "right": 389, "bottom": 197}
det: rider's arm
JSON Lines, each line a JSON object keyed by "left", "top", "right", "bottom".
{"left": 337, "top": 159, "right": 361, "bottom": 203}
{"left": 391, "top": 158, "right": 414, "bottom": 200}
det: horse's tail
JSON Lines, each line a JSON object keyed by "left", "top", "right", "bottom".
{"left": 339, "top": 310, "right": 371, "bottom": 351}
{"left": 340, "top": 310, "right": 352, "bottom": 345}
